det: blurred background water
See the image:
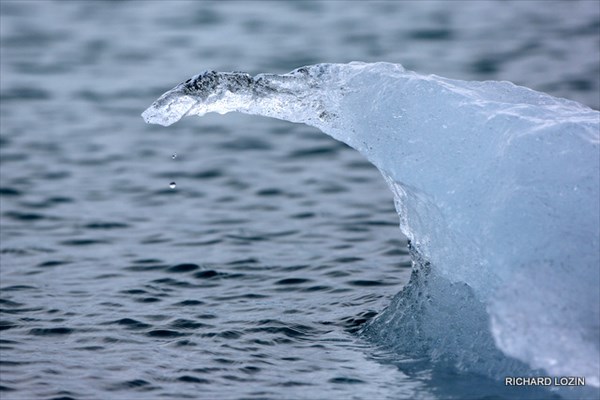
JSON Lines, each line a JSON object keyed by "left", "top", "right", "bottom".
{"left": 1, "top": 1, "right": 598, "bottom": 399}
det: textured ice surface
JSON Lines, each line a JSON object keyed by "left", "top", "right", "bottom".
{"left": 143, "top": 62, "right": 600, "bottom": 389}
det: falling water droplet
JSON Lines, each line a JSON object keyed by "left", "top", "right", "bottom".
{"left": 169, "top": 154, "right": 178, "bottom": 189}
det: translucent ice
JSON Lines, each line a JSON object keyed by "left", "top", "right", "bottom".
{"left": 143, "top": 62, "right": 600, "bottom": 390}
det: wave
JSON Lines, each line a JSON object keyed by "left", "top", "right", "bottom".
{"left": 143, "top": 62, "right": 600, "bottom": 396}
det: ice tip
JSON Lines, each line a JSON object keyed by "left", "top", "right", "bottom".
{"left": 141, "top": 86, "right": 199, "bottom": 127}
{"left": 141, "top": 105, "right": 175, "bottom": 126}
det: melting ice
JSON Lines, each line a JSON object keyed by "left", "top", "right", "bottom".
{"left": 143, "top": 62, "right": 600, "bottom": 394}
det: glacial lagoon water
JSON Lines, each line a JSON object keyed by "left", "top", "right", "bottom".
{"left": 1, "top": 1, "right": 599, "bottom": 399}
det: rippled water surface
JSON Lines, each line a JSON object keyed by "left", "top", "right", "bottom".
{"left": 1, "top": 1, "right": 598, "bottom": 399}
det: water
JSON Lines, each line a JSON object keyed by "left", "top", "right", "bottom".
{"left": 1, "top": 1, "right": 598, "bottom": 399}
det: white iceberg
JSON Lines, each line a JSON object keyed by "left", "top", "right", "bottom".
{"left": 142, "top": 62, "right": 600, "bottom": 393}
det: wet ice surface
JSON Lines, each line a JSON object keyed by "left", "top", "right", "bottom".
{"left": 0, "top": 1, "right": 598, "bottom": 399}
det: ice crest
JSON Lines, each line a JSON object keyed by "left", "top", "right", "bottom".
{"left": 142, "top": 67, "right": 337, "bottom": 127}
{"left": 143, "top": 62, "right": 600, "bottom": 393}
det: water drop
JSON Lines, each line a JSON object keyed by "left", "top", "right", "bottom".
{"left": 169, "top": 182, "right": 176, "bottom": 189}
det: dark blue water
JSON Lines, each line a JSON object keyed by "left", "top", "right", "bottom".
{"left": 1, "top": 1, "right": 598, "bottom": 399}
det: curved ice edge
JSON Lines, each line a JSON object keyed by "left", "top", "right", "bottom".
{"left": 142, "top": 62, "right": 600, "bottom": 396}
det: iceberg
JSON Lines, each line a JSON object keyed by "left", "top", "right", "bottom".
{"left": 142, "top": 63, "right": 600, "bottom": 392}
